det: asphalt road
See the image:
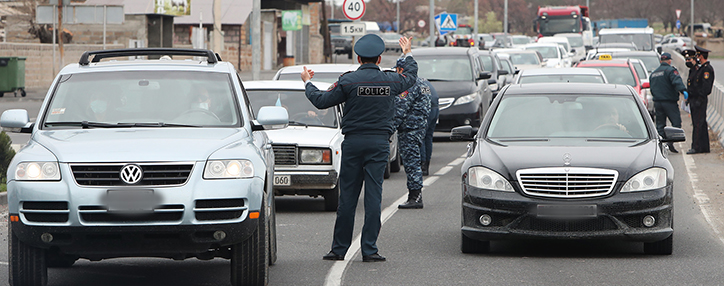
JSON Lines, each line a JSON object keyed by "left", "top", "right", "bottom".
{"left": 2, "top": 51, "right": 724, "bottom": 285}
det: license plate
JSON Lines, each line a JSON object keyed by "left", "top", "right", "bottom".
{"left": 273, "top": 175, "right": 291, "bottom": 186}
{"left": 537, "top": 204, "right": 597, "bottom": 218}
{"left": 105, "top": 189, "right": 159, "bottom": 212}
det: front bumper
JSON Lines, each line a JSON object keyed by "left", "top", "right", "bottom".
{"left": 461, "top": 184, "right": 673, "bottom": 242}
{"left": 273, "top": 169, "right": 338, "bottom": 196}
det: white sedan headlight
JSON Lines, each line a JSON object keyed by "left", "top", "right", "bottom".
{"left": 621, "top": 168, "right": 666, "bottom": 192}
{"left": 454, "top": 93, "right": 478, "bottom": 106}
{"left": 299, "top": 148, "right": 332, "bottom": 164}
{"left": 204, "top": 160, "right": 254, "bottom": 179}
{"left": 467, "top": 166, "right": 514, "bottom": 192}
{"left": 15, "top": 162, "right": 61, "bottom": 181}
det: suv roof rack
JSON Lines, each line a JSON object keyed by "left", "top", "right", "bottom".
{"left": 79, "top": 48, "right": 221, "bottom": 66}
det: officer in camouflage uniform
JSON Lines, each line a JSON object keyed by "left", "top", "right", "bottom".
{"left": 302, "top": 34, "right": 418, "bottom": 262}
{"left": 649, "top": 52, "right": 688, "bottom": 153}
{"left": 391, "top": 57, "right": 431, "bottom": 209}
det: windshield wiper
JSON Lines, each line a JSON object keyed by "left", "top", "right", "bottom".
{"left": 45, "top": 121, "right": 124, "bottom": 129}
{"left": 121, "top": 122, "right": 201, "bottom": 128}
{"left": 288, "top": 121, "right": 308, "bottom": 127}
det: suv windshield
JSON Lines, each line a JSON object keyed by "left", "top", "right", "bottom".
{"left": 488, "top": 95, "right": 647, "bottom": 139}
{"left": 600, "top": 34, "right": 654, "bottom": 51}
{"left": 416, "top": 56, "right": 473, "bottom": 81}
{"left": 44, "top": 71, "right": 240, "bottom": 127}
{"left": 246, "top": 90, "right": 337, "bottom": 127}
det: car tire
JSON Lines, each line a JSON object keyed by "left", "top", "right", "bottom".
{"left": 384, "top": 159, "right": 391, "bottom": 179}
{"left": 324, "top": 181, "right": 340, "bottom": 212}
{"left": 9, "top": 226, "right": 48, "bottom": 286}
{"left": 461, "top": 233, "right": 490, "bottom": 254}
{"left": 644, "top": 234, "right": 673, "bottom": 255}
{"left": 390, "top": 149, "right": 401, "bottom": 173}
{"left": 231, "top": 197, "right": 269, "bottom": 286}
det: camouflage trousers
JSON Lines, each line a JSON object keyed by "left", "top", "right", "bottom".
{"left": 399, "top": 129, "right": 425, "bottom": 191}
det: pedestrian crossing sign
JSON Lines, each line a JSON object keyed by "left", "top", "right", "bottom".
{"left": 435, "top": 13, "right": 458, "bottom": 33}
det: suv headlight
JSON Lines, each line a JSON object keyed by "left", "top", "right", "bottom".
{"left": 454, "top": 93, "right": 478, "bottom": 106}
{"left": 467, "top": 166, "right": 513, "bottom": 192}
{"left": 15, "top": 162, "right": 61, "bottom": 181}
{"left": 299, "top": 148, "right": 332, "bottom": 164}
{"left": 620, "top": 167, "right": 666, "bottom": 192}
{"left": 204, "top": 160, "right": 254, "bottom": 179}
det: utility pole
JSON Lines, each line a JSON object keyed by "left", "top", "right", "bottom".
{"left": 252, "top": 0, "right": 260, "bottom": 80}
{"left": 212, "top": 0, "right": 222, "bottom": 53}
{"left": 396, "top": 0, "right": 400, "bottom": 32}
{"left": 429, "top": 0, "right": 434, "bottom": 47}
{"left": 473, "top": 0, "right": 478, "bottom": 47}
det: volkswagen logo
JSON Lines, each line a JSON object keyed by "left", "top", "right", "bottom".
{"left": 120, "top": 164, "right": 143, "bottom": 184}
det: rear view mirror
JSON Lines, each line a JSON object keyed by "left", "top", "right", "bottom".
{"left": 478, "top": 71, "right": 492, "bottom": 80}
{"left": 450, "top": 125, "right": 476, "bottom": 141}
{"left": 662, "top": 126, "right": 685, "bottom": 142}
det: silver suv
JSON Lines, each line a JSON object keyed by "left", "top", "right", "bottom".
{"left": 0, "top": 48, "right": 288, "bottom": 286}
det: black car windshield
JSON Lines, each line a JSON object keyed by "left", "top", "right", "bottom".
{"left": 487, "top": 94, "right": 648, "bottom": 139}
{"left": 44, "top": 71, "right": 240, "bottom": 128}
{"left": 246, "top": 90, "right": 337, "bottom": 127}
{"left": 416, "top": 56, "right": 473, "bottom": 81}
{"left": 519, "top": 74, "right": 605, "bottom": 84}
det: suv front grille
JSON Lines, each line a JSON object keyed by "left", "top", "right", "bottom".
{"left": 71, "top": 163, "right": 194, "bottom": 187}
{"left": 272, "top": 145, "right": 297, "bottom": 165}
{"left": 517, "top": 167, "right": 618, "bottom": 198}
{"left": 21, "top": 201, "right": 69, "bottom": 223}
{"left": 195, "top": 199, "right": 246, "bottom": 221}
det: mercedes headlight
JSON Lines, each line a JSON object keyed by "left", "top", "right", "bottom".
{"left": 15, "top": 162, "right": 61, "bottom": 181}
{"left": 621, "top": 168, "right": 666, "bottom": 192}
{"left": 299, "top": 148, "right": 332, "bottom": 164}
{"left": 204, "top": 160, "right": 254, "bottom": 179}
{"left": 467, "top": 166, "right": 513, "bottom": 192}
{"left": 454, "top": 93, "right": 478, "bottom": 106}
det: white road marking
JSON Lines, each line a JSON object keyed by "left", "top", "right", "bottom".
{"left": 324, "top": 154, "right": 467, "bottom": 286}
{"left": 682, "top": 150, "right": 724, "bottom": 244}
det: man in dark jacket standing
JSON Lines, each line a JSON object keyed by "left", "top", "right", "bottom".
{"left": 302, "top": 35, "right": 418, "bottom": 262}
{"left": 686, "top": 46, "right": 715, "bottom": 154}
{"left": 649, "top": 52, "right": 689, "bottom": 153}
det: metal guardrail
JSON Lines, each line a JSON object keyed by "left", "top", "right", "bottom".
{"left": 669, "top": 48, "right": 724, "bottom": 148}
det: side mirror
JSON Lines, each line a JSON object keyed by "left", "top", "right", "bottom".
{"left": 0, "top": 109, "right": 32, "bottom": 133}
{"left": 478, "top": 71, "right": 492, "bottom": 80}
{"left": 662, "top": 126, "right": 686, "bottom": 142}
{"left": 642, "top": 82, "right": 650, "bottom": 89}
{"left": 498, "top": 69, "right": 509, "bottom": 76}
{"left": 253, "top": 106, "right": 289, "bottom": 131}
{"left": 450, "top": 125, "right": 476, "bottom": 141}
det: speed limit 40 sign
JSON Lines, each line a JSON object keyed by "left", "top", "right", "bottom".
{"left": 343, "top": 0, "right": 365, "bottom": 21}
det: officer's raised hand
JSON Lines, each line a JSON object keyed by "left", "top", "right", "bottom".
{"left": 399, "top": 36, "right": 413, "bottom": 54}
{"left": 301, "top": 66, "right": 315, "bottom": 82}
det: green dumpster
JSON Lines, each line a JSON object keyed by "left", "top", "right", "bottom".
{"left": 0, "top": 57, "right": 27, "bottom": 97}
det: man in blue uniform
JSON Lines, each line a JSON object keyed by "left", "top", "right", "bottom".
{"left": 421, "top": 83, "right": 438, "bottom": 176}
{"left": 687, "top": 46, "right": 715, "bottom": 154}
{"left": 391, "top": 57, "right": 431, "bottom": 209}
{"left": 649, "top": 52, "right": 688, "bottom": 153}
{"left": 301, "top": 34, "right": 418, "bottom": 262}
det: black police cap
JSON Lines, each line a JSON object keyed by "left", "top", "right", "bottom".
{"left": 695, "top": 45, "right": 711, "bottom": 54}
{"left": 354, "top": 34, "right": 386, "bottom": 58}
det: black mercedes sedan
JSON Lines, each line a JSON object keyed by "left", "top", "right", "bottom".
{"left": 451, "top": 83, "right": 685, "bottom": 255}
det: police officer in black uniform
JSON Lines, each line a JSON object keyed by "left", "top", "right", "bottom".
{"left": 302, "top": 35, "right": 418, "bottom": 262}
{"left": 649, "top": 52, "right": 688, "bottom": 153}
{"left": 687, "top": 46, "right": 715, "bottom": 154}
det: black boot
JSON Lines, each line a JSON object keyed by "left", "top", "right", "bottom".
{"left": 422, "top": 161, "right": 429, "bottom": 176}
{"left": 667, "top": 142, "right": 678, "bottom": 153}
{"left": 398, "top": 189, "right": 423, "bottom": 209}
